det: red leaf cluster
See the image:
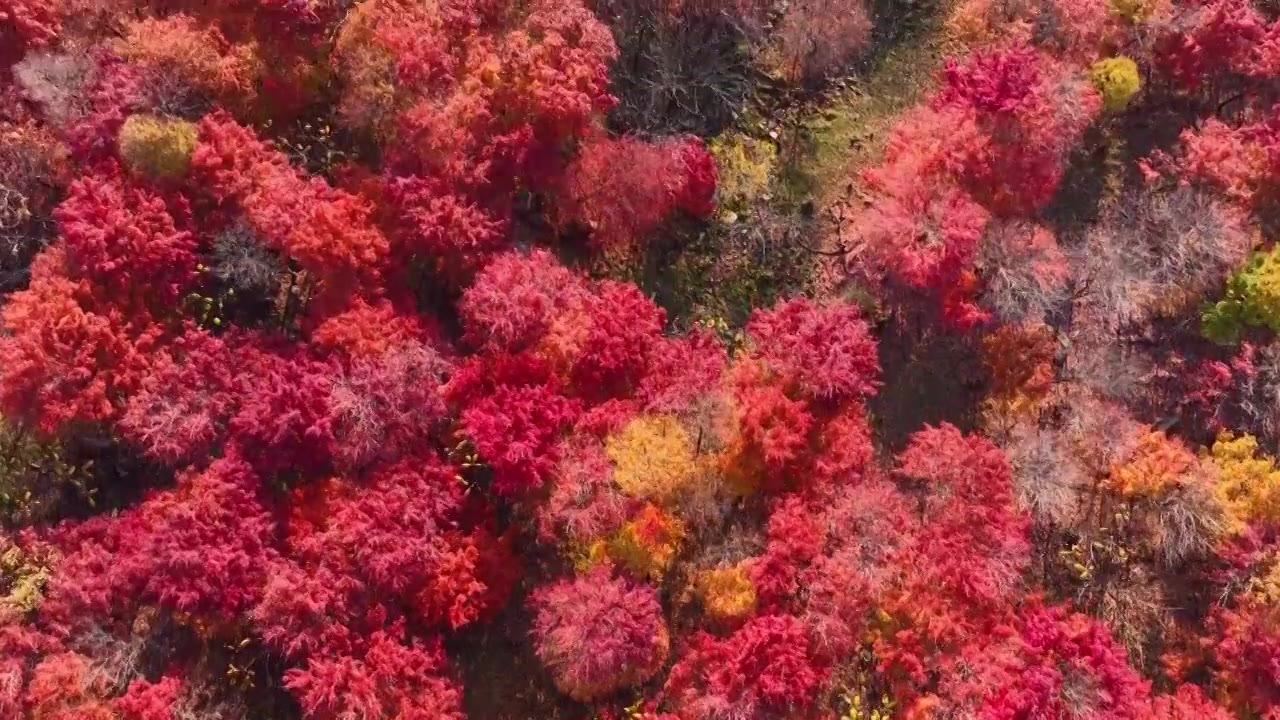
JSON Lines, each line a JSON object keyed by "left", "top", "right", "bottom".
{"left": 1154, "top": 0, "right": 1280, "bottom": 90}
{"left": 723, "top": 297, "right": 879, "bottom": 491}
{"left": 43, "top": 453, "right": 275, "bottom": 624}
{"left": 0, "top": 2, "right": 1270, "bottom": 720}
{"left": 560, "top": 133, "right": 719, "bottom": 251}
{"left": 0, "top": 0, "right": 60, "bottom": 66}
{"left": 191, "top": 112, "right": 388, "bottom": 308}
{"left": 532, "top": 568, "right": 669, "bottom": 701}
{"left": 844, "top": 45, "right": 1099, "bottom": 326}
{"left": 56, "top": 170, "right": 197, "bottom": 307}
{"left": 0, "top": 247, "right": 164, "bottom": 433}
{"left": 663, "top": 614, "right": 827, "bottom": 720}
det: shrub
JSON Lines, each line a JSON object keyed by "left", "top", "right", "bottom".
{"left": 811, "top": 409, "right": 876, "bottom": 488}
{"left": 40, "top": 453, "right": 275, "bottom": 623}
{"left": 0, "top": 0, "right": 59, "bottom": 67}
{"left": 459, "top": 249, "right": 587, "bottom": 353}
{"left": 1179, "top": 115, "right": 1280, "bottom": 212}
{"left": 205, "top": 223, "right": 284, "bottom": 300}
{"left": 0, "top": 248, "right": 162, "bottom": 434}
{"left": 459, "top": 380, "right": 581, "bottom": 496}
{"left": 13, "top": 51, "right": 97, "bottom": 126}
{"left": 849, "top": 174, "right": 990, "bottom": 303}
{"left": 1205, "top": 433, "right": 1280, "bottom": 530}
{"left": 708, "top": 133, "right": 774, "bottom": 212}
{"left": 225, "top": 343, "right": 337, "bottom": 475}
{"left": 771, "top": 0, "right": 872, "bottom": 84}
{"left": 531, "top": 568, "right": 669, "bottom": 702}
{"left": 560, "top": 133, "right": 718, "bottom": 251}
{"left": 1002, "top": 425, "right": 1087, "bottom": 525}
{"left": 664, "top": 614, "right": 827, "bottom": 720}
{"left": 1153, "top": 0, "right": 1272, "bottom": 90}
{"left": 1111, "top": 0, "right": 1159, "bottom": 23}
{"left": 1091, "top": 56, "right": 1141, "bottom": 111}
{"left": 0, "top": 537, "right": 52, "bottom": 613}
{"left": 982, "top": 322, "right": 1056, "bottom": 416}
{"left": 977, "top": 221, "right": 1070, "bottom": 324}
{"left": 571, "top": 280, "right": 667, "bottom": 400}
{"left": 1206, "top": 600, "right": 1280, "bottom": 716}
{"left": 285, "top": 630, "right": 466, "bottom": 720}
{"left": 309, "top": 298, "right": 439, "bottom": 361}
{"left": 935, "top": 603, "right": 1152, "bottom": 719}
{"left": 1106, "top": 430, "right": 1200, "bottom": 498}
{"left": 539, "top": 440, "right": 632, "bottom": 547}
{"left": 743, "top": 297, "right": 881, "bottom": 405}
{"left": 118, "top": 329, "right": 239, "bottom": 466}
{"left": 695, "top": 565, "right": 756, "bottom": 624}
{"left": 727, "top": 368, "right": 814, "bottom": 481}
{"left": 1147, "top": 684, "right": 1234, "bottom": 720}
{"left": 607, "top": 503, "right": 685, "bottom": 580}
{"left": 326, "top": 343, "right": 449, "bottom": 470}
{"left": 113, "top": 15, "right": 263, "bottom": 111}
{"left": 56, "top": 172, "right": 198, "bottom": 306}
{"left": 896, "top": 424, "right": 1030, "bottom": 609}
{"left": 598, "top": 0, "right": 759, "bottom": 134}
{"left": 639, "top": 330, "right": 728, "bottom": 415}
{"left": 1082, "top": 186, "right": 1254, "bottom": 333}
{"left": 605, "top": 415, "right": 699, "bottom": 502}
{"left": 117, "top": 115, "right": 198, "bottom": 180}
{"left": 1203, "top": 249, "right": 1280, "bottom": 344}
{"left": 946, "top": 0, "right": 1114, "bottom": 60}
{"left": 113, "top": 676, "right": 183, "bottom": 720}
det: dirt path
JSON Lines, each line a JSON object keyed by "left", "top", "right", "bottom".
{"left": 794, "top": 18, "right": 957, "bottom": 294}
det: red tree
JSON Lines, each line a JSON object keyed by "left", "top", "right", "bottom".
{"left": 531, "top": 568, "right": 670, "bottom": 701}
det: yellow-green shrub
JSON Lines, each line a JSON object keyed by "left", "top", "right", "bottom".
{"left": 1110, "top": 0, "right": 1159, "bottom": 22}
{"left": 571, "top": 539, "right": 611, "bottom": 574}
{"left": 1205, "top": 433, "right": 1280, "bottom": 531}
{"left": 708, "top": 133, "right": 775, "bottom": 213}
{"left": 1091, "top": 57, "right": 1141, "bottom": 112}
{"left": 118, "top": 114, "right": 199, "bottom": 180}
{"left": 695, "top": 565, "right": 756, "bottom": 623}
{"left": 605, "top": 415, "right": 699, "bottom": 503}
{"left": 0, "top": 540, "right": 52, "bottom": 613}
{"left": 1204, "top": 249, "right": 1280, "bottom": 344}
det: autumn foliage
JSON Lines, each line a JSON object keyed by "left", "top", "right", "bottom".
{"left": 0, "top": 0, "right": 1278, "bottom": 719}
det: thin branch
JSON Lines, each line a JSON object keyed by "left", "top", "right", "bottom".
{"left": 1216, "top": 91, "right": 1246, "bottom": 118}
{"left": 795, "top": 238, "right": 845, "bottom": 257}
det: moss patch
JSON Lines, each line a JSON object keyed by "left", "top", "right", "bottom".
{"left": 779, "top": 27, "right": 952, "bottom": 208}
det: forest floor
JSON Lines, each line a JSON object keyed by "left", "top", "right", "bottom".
{"left": 612, "top": 2, "right": 956, "bottom": 344}
{"left": 784, "top": 16, "right": 955, "bottom": 225}
{"left": 784, "top": 18, "right": 992, "bottom": 451}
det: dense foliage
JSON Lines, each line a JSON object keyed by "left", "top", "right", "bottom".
{"left": 0, "top": 0, "right": 1279, "bottom": 719}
